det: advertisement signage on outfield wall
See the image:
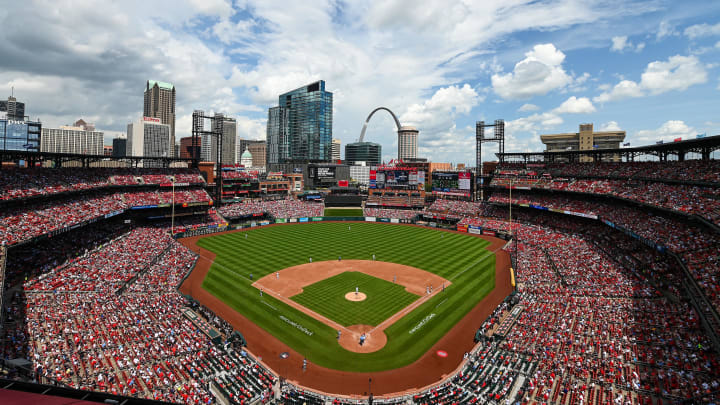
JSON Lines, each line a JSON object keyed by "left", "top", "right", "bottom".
{"left": 468, "top": 227, "right": 482, "bottom": 234}
{"left": 289, "top": 218, "right": 297, "bottom": 223}
{"left": 365, "top": 217, "right": 376, "bottom": 222}
{"left": 276, "top": 218, "right": 287, "bottom": 223}
{"left": 390, "top": 218, "right": 400, "bottom": 223}
{"left": 299, "top": 217, "right": 309, "bottom": 222}
{"left": 457, "top": 224, "right": 468, "bottom": 232}
{"left": 312, "top": 217, "right": 323, "bottom": 221}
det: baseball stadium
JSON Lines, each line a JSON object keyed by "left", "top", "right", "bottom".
{"left": 2, "top": 135, "right": 720, "bottom": 405}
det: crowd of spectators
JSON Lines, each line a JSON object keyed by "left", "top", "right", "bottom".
{"left": 0, "top": 167, "right": 205, "bottom": 202}
{"left": 474, "top": 216, "right": 720, "bottom": 404}
{"left": 491, "top": 161, "right": 720, "bottom": 225}
{"left": 362, "top": 208, "right": 419, "bottom": 219}
{"left": 2, "top": 225, "right": 276, "bottom": 404}
{"left": 427, "top": 199, "right": 486, "bottom": 217}
{"left": 487, "top": 189, "right": 720, "bottom": 312}
{"left": 366, "top": 194, "right": 424, "bottom": 208}
{"left": 218, "top": 198, "right": 323, "bottom": 219}
{"left": 0, "top": 188, "right": 212, "bottom": 247}
{"left": 495, "top": 160, "right": 720, "bottom": 183}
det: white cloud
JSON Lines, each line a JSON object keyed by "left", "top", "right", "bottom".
{"left": 506, "top": 112, "right": 563, "bottom": 133}
{"left": 491, "top": 43, "right": 572, "bottom": 100}
{"left": 401, "top": 84, "right": 480, "bottom": 138}
{"left": 400, "top": 84, "right": 481, "bottom": 164}
{"left": 593, "top": 80, "right": 643, "bottom": 103}
{"left": 611, "top": 36, "right": 645, "bottom": 53}
{"left": 598, "top": 121, "right": 621, "bottom": 131}
{"left": 518, "top": 103, "right": 540, "bottom": 112}
{"left": 236, "top": 116, "right": 266, "bottom": 140}
{"left": 553, "top": 96, "right": 596, "bottom": 114}
{"left": 594, "top": 55, "right": 707, "bottom": 102}
{"left": 657, "top": 20, "right": 677, "bottom": 39}
{"left": 212, "top": 18, "right": 256, "bottom": 45}
{"left": 187, "top": 0, "right": 234, "bottom": 19}
{"left": 684, "top": 22, "right": 720, "bottom": 39}
{"left": 633, "top": 120, "right": 695, "bottom": 144}
{"left": 611, "top": 36, "right": 630, "bottom": 52}
{"left": 641, "top": 55, "right": 708, "bottom": 94}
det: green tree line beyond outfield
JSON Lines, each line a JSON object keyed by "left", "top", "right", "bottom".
{"left": 198, "top": 222, "right": 496, "bottom": 372}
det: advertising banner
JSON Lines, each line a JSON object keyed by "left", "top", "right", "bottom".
{"left": 312, "top": 217, "right": 323, "bottom": 221}
{"left": 314, "top": 166, "right": 335, "bottom": 179}
{"left": 289, "top": 218, "right": 297, "bottom": 223}
{"left": 458, "top": 172, "right": 471, "bottom": 190}
{"left": 275, "top": 218, "right": 287, "bottom": 223}
{"left": 299, "top": 217, "right": 309, "bottom": 222}
{"left": 390, "top": 218, "right": 400, "bottom": 223}
{"left": 365, "top": 217, "right": 376, "bottom": 222}
{"left": 483, "top": 230, "right": 495, "bottom": 236}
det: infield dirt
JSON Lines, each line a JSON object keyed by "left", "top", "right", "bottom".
{"left": 179, "top": 223, "right": 512, "bottom": 397}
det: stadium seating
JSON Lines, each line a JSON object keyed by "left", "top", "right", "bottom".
{"left": 3, "top": 225, "right": 275, "bottom": 404}
{"left": 219, "top": 198, "right": 323, "bottom": 219}
{"left": 362, "top": 208, "right": 419, "bottom": 219}
{"left": 3, "top": 159, "right": 720, "bottom": 404}
{"left": 491, "top": 161, "right": 720, "bottom": 225}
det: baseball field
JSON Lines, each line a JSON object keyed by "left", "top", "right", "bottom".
{"left": 196, "top": 222, "right": 496, "bottom": 373}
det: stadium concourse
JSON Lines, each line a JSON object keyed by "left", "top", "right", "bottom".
{"left": 0, "top": 158, "right": 719, "bottom": 405}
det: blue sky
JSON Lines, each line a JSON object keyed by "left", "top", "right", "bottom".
{"left": 1, "top": 0, "right": 719, "bottom": 164}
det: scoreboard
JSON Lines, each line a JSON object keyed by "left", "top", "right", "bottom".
{"left": 370, "top": 169, "right": 424, "bottom": 189}
{"left": 432, "top": 171, "right": 473, "bottom": 197}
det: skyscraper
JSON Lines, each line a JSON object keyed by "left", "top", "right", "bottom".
{"left": 144, "top": 80, "right": 175, "bottom": 156}
{"left": 345, "top": 142, "right": 381, "bottom": 166}
{"left": 127, "top": 117, "right": 171, "bottom": 167}
{"left": 201, "top": 114, "right": 237, "bottom": 164}
{"left": 0, "top": 95, "right": 26, "bottom": 121}
{"left": 331, "top": 138, "right": 341, "bottom": 161}
{"left": 398, "top": 126, "right": 418, "bottom": 160}
{"left": 267, "top": 80, "right": 333, "bottom": 164}
{"left": 41, "top": 121, "right": 104, "bottom": 155}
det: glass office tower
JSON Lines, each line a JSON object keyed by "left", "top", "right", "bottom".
{"left": 267, "top": 80, "right": 333, "bottom": 164}
{"left": 345, "top": 141, "right": 381, "bottom": 165}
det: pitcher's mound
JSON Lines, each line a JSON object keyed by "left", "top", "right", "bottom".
{"left": 345, "top": 292, "right": 367, "bottom": 302}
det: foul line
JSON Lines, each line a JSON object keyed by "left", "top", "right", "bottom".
{"left": 447, "top": 245, "right": 502, "bottom": 281}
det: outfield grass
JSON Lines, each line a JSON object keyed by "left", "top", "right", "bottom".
{"left": 291, "top": 271, "right": 419, "bottom": 326}
{"left": 323, "top": 208, "right": 364, "bottom": 217}
{"left": 198, "top": 222, "right": 496, "bottom": 372}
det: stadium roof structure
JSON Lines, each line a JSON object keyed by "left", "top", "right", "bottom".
{"left": 497, "top": 134, "right": 720, "bottom": 163}
{"left": 0, "top": 149, "right": 194, "bottom": 167}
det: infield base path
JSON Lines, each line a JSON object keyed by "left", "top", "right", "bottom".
{"left": 179, "top": 223, "right": 512, "bottom": 397}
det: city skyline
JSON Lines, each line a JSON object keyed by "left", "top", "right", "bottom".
{"left": 1, "top": 1, "right": 719, "bottom": 164}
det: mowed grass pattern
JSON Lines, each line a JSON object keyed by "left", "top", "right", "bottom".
{"left": 323, "top": 208, "right": 364, "bottom": 217}
{"left": 291, "top": 271, "right": 419, "bottom": 326}
{"left": 198, "top": 222, "right": 496, "bottom": 372}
